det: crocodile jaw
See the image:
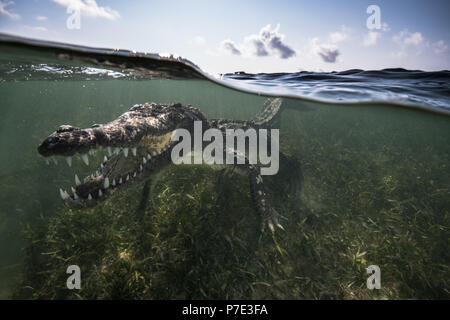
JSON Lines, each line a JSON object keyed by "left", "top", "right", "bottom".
{"left": 51, "top": 130, "right": 176, "bottom": 208}
{"left": 37, "top": 102, "right": 186, "bottom": 157}
{"left": 38, "top": 102, "right": 205, "bottom": 207}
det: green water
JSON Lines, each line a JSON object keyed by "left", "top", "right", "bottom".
{"left": 0, "top": 48, "right": 449, "bottom": 299}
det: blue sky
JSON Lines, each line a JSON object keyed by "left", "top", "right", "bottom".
{"left": 0, "top": 0, "right": 449, "bottom": 74}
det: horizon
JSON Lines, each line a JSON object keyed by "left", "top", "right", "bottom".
{"left": 0, "top": 0, "right": 449, "bottom": 75}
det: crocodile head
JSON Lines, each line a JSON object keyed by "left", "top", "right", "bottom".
{"left": 38, "top": 102, "right": 207, "bottom": 207}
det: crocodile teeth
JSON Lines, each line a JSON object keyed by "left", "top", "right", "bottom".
{"left": 45, "top": 159, "right": 50, "bottom": 165}
{"left": 81, "top": 154, "right": 89, "bottom": 166}
{"left": 119, "top": 178, "right": 122, "bottom": 184}
{"left": 147, "top": 154, "right": 151, "bottom": 160}
{"left": 133, "top": 172, "right": 136, "bottom": 178}
{"left": 143, "top": 157, "right": 147, "bottom": 164}
{"left": 104, "top": 156, "right": 108, "bottom": 163}
{"left": 104, "top": 177, "right": 110, "bottom": 189}
{"left": 52, "top": 157, "right": 58, "bottom": 165}
{"left": 59, "top": 188, "right": 69, "bottom": 200}
{"left": 114, "top": 147, "right": 120, "bottom": 155}
{"left": 89, "top": 149, "right": 95, "bottom": 156}
{"left": 139, "top": 165, "right": 143, "bottom": 172}
{"left": 132, "top": 147, "right": 137, "bottom": 156}
{"left": 66, "top": 156, "right": 72, "bottom": 167}
{"left": 152, "top": 151, "right": 157, "bottom": 156}
{"left": 123, "top": 148, "right": 129, "bottom": 158}
{"left": 112, "top": 179, "right": 116, "bottom": 187}
{"left": 107, "top": 147, "right": 112, "bottom": 156}
{"left": 98, "top": 189, "right": 102, "bottom": 197}
{"left": 75, "top": 174, "right": 81, "bottom": 186}
{"left": 73, "top": 192, "right": 79, "bottom": 200}
{"left": 88, "top": 193, "right": 92, "bottom": 201}
{"left": 71, "top": 187, "right": 76, "bottom": 194}
{"left": 126, "top": 175, "right": 129, "bottom": 181}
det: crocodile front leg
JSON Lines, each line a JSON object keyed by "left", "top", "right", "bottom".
{"left": 224, "top": 148, "right": 285, "bottom": 232}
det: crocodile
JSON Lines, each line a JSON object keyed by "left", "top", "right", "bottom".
{"left": 38, "top": 98, "right": 302, "bottom": 232}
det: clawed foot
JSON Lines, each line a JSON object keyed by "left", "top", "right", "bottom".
{"left": 262, "top": 207, "right": 287, "bottom": 233}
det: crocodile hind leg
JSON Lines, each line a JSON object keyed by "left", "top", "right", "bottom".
{"left": 224, "top": 148, "right": 285, "bottom": 233}
{"left": 249, "top": 164, "right": 286, "bottom": 232}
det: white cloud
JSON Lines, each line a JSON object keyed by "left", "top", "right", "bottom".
{"left": 36, "top": 15, "right": 48, "bottom": 21}
{"left": 307, "top": 26, "right": 348, "bottom": 63}
{"left": 258, "top": 24, "right": 296, "bottom": 59}
{"left": 220, "top": 39, "right": 242, "bottom": 55}
{"left": 393, "top": 30, "right": 424, "bottom": 46}
{"left": 363, "top": 31, "right": 380, "bottom": 47}
{"left": 404, "top": 32, "right": 424, "bottom": 46}
{"left": 221, "top": 24, "right": 295, "bottom": 59}
{"left": 433, "top": 40, "right": 449, "bottom": 55}
{"left": 189, "top": 36, "right": 206, "bottom": 46}
{"left": 392, "top": 30, "right": 426, "bottom": 58}
{"left": 329, "top": 26, "right": 350, "bottom": 44}
{"left": 311, "top": 38, "right": 340, "bottom": 63}
{"left": 330, "top": 31, "right": 347, "bottom": 44}
{"left": 244, "top": 34, "right": 269, "bottom": 57}
{"left": 52, "top": 0, "right": 120, "bottom": 20}
{"left": 0, "top": 1, "right": 20, "bottom": 20}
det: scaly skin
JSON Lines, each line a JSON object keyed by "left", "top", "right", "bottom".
{"left": 38, "top": 98, "right": 290, "bottom": 232}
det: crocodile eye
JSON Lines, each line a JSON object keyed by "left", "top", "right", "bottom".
{"left": 47, "top": 136, "right": 60, "bottom": 144}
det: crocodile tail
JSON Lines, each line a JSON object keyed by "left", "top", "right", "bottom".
{"left": 251, "top": 98, "right": 283, "bottom": 128}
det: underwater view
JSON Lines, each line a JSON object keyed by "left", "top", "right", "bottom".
{"left": 0, "top": 33, "right": 449, "bottom": 301}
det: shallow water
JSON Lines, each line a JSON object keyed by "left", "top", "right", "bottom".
{"left": 0, "top": 35, "right": 449, "bottom": 299}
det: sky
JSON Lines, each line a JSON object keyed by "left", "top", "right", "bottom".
{"left": 0, "top": 0, "right": 449, "bottom": 74}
